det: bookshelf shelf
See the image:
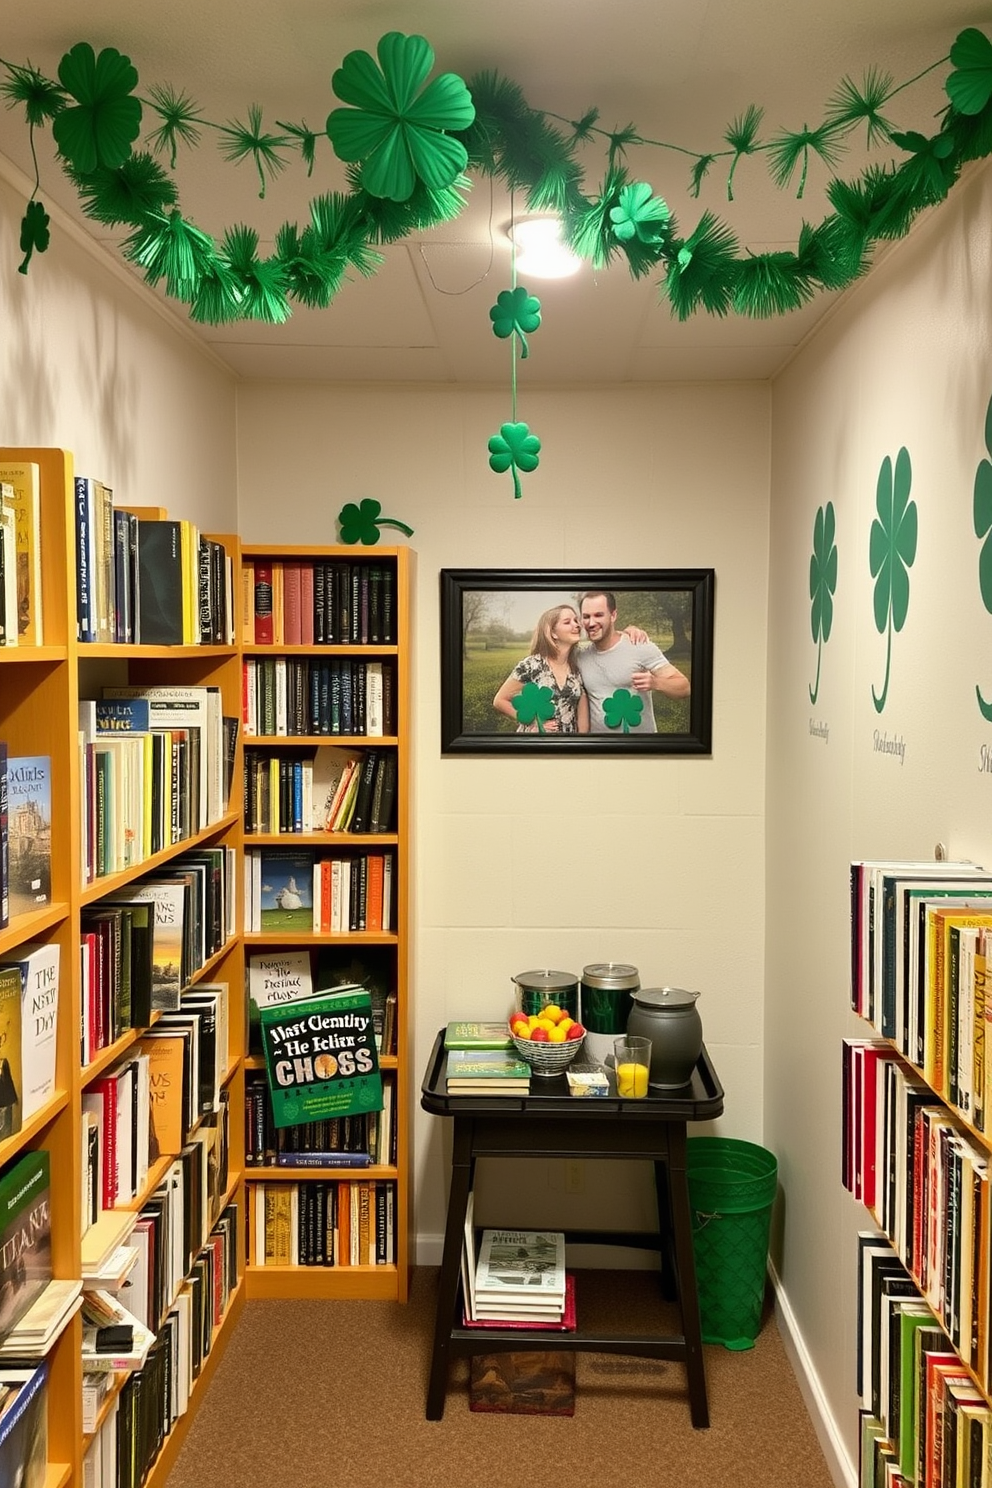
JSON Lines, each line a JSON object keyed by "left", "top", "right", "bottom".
{"left": 247, "top": 1164, "right": 398, "bottom": 1180}
{"left": 0, "top": 1091, "right": 71, "bottom": 1167}
{"left": 243, "top": 931, "right": 399, "bottom": 947}
{"left": 0, "top": 646, "right": 68, "bottom": 665}
{"left": 242, "top": 644, "right": 400, "bottom": 658}
{"left": 244, "top": 1264, "right": 399, "bottom": 1302}
{"left": 244, "top": 831, "right": 398, "bottom": 847}
{"left": 44, "top": 1463, "right": 72, "bottom": 1488}
{"left": 0, "top": 903, "right": 70, "bottom": 954}
{"left": 244, "top": 734, "right": 399, "bottom": 747}
{"left": 80, "top": 644, "right": 237, "bottom": 660}
{"left": 78, "top": 812, "right": 241, "bottom": 905}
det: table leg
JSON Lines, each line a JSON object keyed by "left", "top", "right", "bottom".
{"left": 668, "top": 1125, "right": 709, "bottom": 1428}
{"left": 426, "top": 1120, "right": 474, "bottom": 1420}
{"left": 653, "top": 1160, "right": 677, "bottom": 1302}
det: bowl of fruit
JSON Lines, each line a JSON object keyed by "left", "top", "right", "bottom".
{"left": 508, "top": 1004, "right": 586, "bottom": 1075}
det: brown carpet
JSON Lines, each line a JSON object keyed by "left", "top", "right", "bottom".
{"left": 164, "top": 1268, "right": 834, "bottom": 1488}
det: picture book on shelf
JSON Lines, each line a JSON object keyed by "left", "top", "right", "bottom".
{"left": 0, "top": 460, "right": 42, "bottom": 644}
{"left": 105, "top": 879, "right": 187, "bottom": 1011}
{"left": 258, "top": 851, "right": 313, "bottom": 931}
{"left": 0, "top": 967, "right": 21, "bottom": 1138}
{"left": 475, "top": 1229, "right": 566, "bottom": 1296}
{"left": 5, "top": 757, "right": 50, "bottom": 918}
{"left": 247, "top": 950, "right": 315, "bottom": 1049}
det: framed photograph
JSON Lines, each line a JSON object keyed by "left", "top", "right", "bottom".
{"left": 440, "top": 568, "right": 714, "bottom": 755}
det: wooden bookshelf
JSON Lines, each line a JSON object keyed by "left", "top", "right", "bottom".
{"left": 240, "top": 544, "right": 409, "bottom": 1300}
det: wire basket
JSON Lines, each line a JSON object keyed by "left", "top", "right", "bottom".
{"left": 511, "top": 1030, "right": 586, "bottom": 1075}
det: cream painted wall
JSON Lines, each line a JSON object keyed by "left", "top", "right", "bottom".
{"left": 236, "top": 379, "right": 771, "bottom": 1248}
{"left": 767, "top": 160, "right": 992, "bottom": 1483}
{"left": 0, "top": 166, "right": 237, "bottom": 528}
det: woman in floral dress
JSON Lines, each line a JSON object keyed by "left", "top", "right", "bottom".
{"left": 492, "top": 604, "right": 589, "bottom": 733}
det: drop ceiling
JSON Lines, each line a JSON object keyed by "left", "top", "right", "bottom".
{"left": 0, "top": 1, "right": 979, "bottom": 383}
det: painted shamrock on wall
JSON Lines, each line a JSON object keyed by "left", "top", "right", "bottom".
{"left": 869, "top": 447, "right": 917, "bottom": 714}
{"left": 973, "top": 393, "right": 992, "bottom": 720}
{"left": 808, "top": 500, "right": 837, "bottom": 706}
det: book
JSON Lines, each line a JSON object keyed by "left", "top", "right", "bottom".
{"left": 254, "top": 561, "right": 274, "bottom": 644}
{"left": 0, "top": 746, "right": 6, "bottom": 930}
{"left": 258, "top": 850, "right": 313, "bottom": 931}
{"left": 310, "top": 747, "right": 362, "bottom": 832}
{"left": 247, "top": 950, "right": 315, "bottom": 1050}
{"left": 0, "top": 460, "right": 42, "bottom": 643}
{"left": 0, "top": 497, "right": 17, "bottom": 648}
{"left": 261, "top": 987, "right": 383, "bottom": 1129}
{"left": 5, "top": 757, "right": 50, "bottom": 918}
{"left": 475, "top": 1228, "right": 566, "bottom": 1298}
{"left": 136, "top": 519, "right": 185, "bottom": 645}
{"left": 0, "top": 1150, "right": 52, "bottom": 1338}
{"left": 105, "top": 878, "right": 187, "bottom": 1011}
{"left": 0, "top": 967, "right": 22, "bottom": 1138}
{"left": 140, "top": 1031, "right": 191, "bottom": 1158}
{"left": 0, "top": 942, "right": 58, "bottom": 1122}
{"left": 0, "top": 1363, "right": 47, "bottom": 1488}
{"left": 444, "top": 1021, "right": 514, "bottom": 1050}
{"left": 445, "top": 1050, "right": 530, "bottom": 1087}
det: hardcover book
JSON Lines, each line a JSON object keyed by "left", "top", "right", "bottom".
{"left": 0, "top": 1363, "right": 47, "bottom": 1488}
{"left": 5, "top": 757, "right": 51, "bottom": 919}
{"left": 444, "top": 1022, "right": 514, "bottom": 1050}
{"left": 0, "top": 942, "right": 58, "bottom": 1123}
{"left": 258, "top": 851, "right": 313, "bottom": 931}
{"left": 0, "top": 966, "right": 22, "bottom": 1138}
{"left": 105, "top": 879, "right": 187, "bottom": 1011}
{"left": 0, "top": 1150, "right": 52, "bottom": 1339}
{"left": 261, "top": 987, "right": 383, "bottom": 1129}
{"left": 136, "top": 520, "right": 185, "bottom": 645}
{"left": 445, "top": 1050, "right": 530, "bottom": 1084}
{"left": 0, "top": 461, "right": 42, "bottom": 644}
{"left": 475, "top": 1229, "right": 566, "bottom": 1297}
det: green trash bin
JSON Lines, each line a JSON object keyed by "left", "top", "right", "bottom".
{"left": 686, "top": 1137, "right": 778, "bottom": 1351}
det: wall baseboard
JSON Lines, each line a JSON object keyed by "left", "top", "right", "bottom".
{"left": 769, "top": 1260, "right": 855, "bottom": 1488}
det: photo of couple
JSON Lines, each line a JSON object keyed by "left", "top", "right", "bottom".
{"left": 440, "top": 570, "right": 714, "bottom": 754}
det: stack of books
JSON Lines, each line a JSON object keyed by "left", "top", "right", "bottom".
{"left": 445, "top": 1049, "right": 530, "bottom": 1095}
{"left": 463, "top": 1216, "right": 570, "bottom": 1326}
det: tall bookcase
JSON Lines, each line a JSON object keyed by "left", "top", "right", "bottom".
{"left": 846, "top": 861, "right": 992, "bottom": 1484}
{"left": 0, "top": 448, "right": 247, "bottom": 1488}
{"left": 239, "top": 545, "right": 410, "bottom": 1303}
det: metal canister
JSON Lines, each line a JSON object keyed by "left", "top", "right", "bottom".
{"left": 512, "top": 968, "right": 579, "bottom": 1019}
{"left": 580, "top": 962, "right": 640, "bottom": 1064}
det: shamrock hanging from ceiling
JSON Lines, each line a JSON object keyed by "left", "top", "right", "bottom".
{"left": 488, "top": 422, "right": 542, "bottom": 500}
{"left": 869, "top": 446, "right": 917, "bottom": 714}
{"left": 512, "top": 682, "right": 556, "bottom": 733}
{"left": 51, "top": 43, "right": 141, "bottom": 173}
{"left": 326, "top": 32, "right": 475, "bottom": 201}
{"left": 489, "top": 286, "right": 542, "bottom": 359}
{"left": 808, "top": 501, "right": 837, "bottom": 705}
{"left": 338, "top": 497, "right": 414, "bottom": 546}
{"left": 973, "top": 393, "right": 992, "bottom": 719}
{"left": 18, "top": 200, "right": 50, "bottom": 274}
{"left": 602, "top": 689, "right": 644, "bottom": 732}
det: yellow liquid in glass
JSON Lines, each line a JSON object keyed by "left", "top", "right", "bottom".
{"left": 615, "top": 1061, "right": 649, "bottom": 1097}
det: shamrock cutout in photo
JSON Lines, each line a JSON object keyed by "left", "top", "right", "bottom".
{"left": 52, "top": 43, "right": 142, "bottom": 174}
{"left": 512, "top": 681, "right": 556, "bottom": 733}
{"left": 869, "top": 446, "right": 917, "bottom": 714}
{"left": 18, "top": 200, "right": 50, "bottom": 274}
{"left": 973, "top": 393, "right": 992, "bottom": 719}
{"left": 602, "top": 688, "right": 644, "bottom": 732}
{"left": 338, "top": 497, "right": 414, "bottom": 546}
{"left": 489, "top": 286, "right": 541, "bottom": 359}
{"left": 326, "top": 32, "right": 475, "bottom": 201}
{"left": 808, "top": 500, "right": 837, "bottom": 705}
{"left": 488, "top": 422, "right": 541, "bottom": 500}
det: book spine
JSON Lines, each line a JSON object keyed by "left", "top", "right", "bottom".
{"left": 254, "top": 562, "right": 274, "bottom": 645}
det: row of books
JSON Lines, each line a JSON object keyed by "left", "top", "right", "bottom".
{"left": 247, "top": 558, "right": 396, "bottom": 647}
{"left": 850, "top": 858, "right": 992, "bottom": 1122}
{"left": 0, "top": 461, "right": 42, "bottom": 646}
{"left": 246, "top": 948, "right": 396, "bottom": 1056}
{"left": 242, "top": 656, "right": 395, "bottom": 739}
{"left": 843, "top": 1042, "right": 991, "bottom": 1385}
{"left": 248, "top": 1178, "right": 396, "bottom": 1267}
{"left": 82, "top": 1204, "right": 238, "bottom": 1488}
{"left": 243, "top": 745, "right": 397, "bottom": 836}
{"left": 0, "top": 1362, "right": 47, "bottom": 1488}
{"left": 243, "top": 848, "right": 395, "bottom": 934}
{"left": 245, "top": 1070, "right": 396, "bottom": 1168}
{"left": 857, "top": 1234, "right": 992, "bottom": 1488}
{"left": 0, "top": 750, "right": 51, "bottom": 929}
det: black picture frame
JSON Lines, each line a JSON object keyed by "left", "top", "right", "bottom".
{"left": 440, "top": 568, "right": 714, "bottom": 755}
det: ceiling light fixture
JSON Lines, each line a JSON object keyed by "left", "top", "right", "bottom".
{"left": 507, "top": 217, "right": 582, "bottom": 280}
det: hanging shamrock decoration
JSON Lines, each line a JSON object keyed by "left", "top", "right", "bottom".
{"left": 338, "top": 497, "right": 414, "bottom": 546}
{"left": 972, "top": 394, "right": 992, "bottom": 720}
{"left": 489, "top": 287, "right": 541, "bottom": 359}
{"left": 326, "top": 32, "right": 475, "bottom": 201}
{"left": 602, "top": 689, "right": 644, "bottom": 733}
{"left": 51, "top": 43, "right": 142, "bottom": 173}
{"left": 511, "top": 681, "right": 556, "bottom": 733}
{"left": 18, "top": 200, "right": 50, "bottom": 274}
{"left": 869, "top": 447, "right": 917, "bottom": 714}
{"left": 945, "top": 27, "right": 992, "bottom": 115}
{"left": 488, "top": 423, "right": 542, "bottom": 501}
{"left": 808, "top": 501, "right": 838, "bottom": 706}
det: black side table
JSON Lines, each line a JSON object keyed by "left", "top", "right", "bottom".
{"left": 420, "top": 1032, "right": 725, "bottom": 1424}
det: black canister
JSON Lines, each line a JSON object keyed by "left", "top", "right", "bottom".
{"left": 580, "top": 963, "right": 639, "bottom": 1063}
{"left": 626, "top": 986, "right": 703, "bottom": 1090}
{"left": 512, "top": 968, "right": 579, "bottom": 1019}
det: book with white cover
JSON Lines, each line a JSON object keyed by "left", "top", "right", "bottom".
{"left": 475, "top": 1228, "right": 566, "bottom": 1298}
{"left": 0, "top": 942, "right": 59, "bottom": 1121}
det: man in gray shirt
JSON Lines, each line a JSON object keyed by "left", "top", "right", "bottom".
{"left": 576, "top": 590, "right": 690, "bottom": 733}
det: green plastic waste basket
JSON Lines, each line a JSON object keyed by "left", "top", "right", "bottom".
{"left": 686, "top": 1137, "right": 778, "bottom": 1351}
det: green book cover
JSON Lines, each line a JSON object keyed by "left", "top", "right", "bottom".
{"left": 261, "top": 988, "right": 382, "bottom": 1130}
{"left": 445, "top": 1049, "right": 530, "bottom": 1080}
{"left": 0, "top": 1149, "right": 51, "bottom": 1335}
{"left": 444, "top": 1021, "right": 513, "bottom": 1050}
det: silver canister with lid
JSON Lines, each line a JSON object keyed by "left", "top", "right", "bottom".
{"left": 512, "top": 968, "right": 579, "bottom": 1019}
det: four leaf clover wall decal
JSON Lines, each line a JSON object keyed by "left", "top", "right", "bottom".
{"left": 973, "top": 394, "right": 992, "bottom": 720}
{"left": 868, "top": 447, "right": 917, "bottom": 714}
{"left": 808, "top": 501, "right": 838, "bottom": 705}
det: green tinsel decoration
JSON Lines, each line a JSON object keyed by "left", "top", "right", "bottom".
{"left": 144, "top": 82, "right": 202, "bottom": 167}
{"left": 724, "top": 104, "right": 763, "bottom": 200}
{"left": 794, "top": 217, "right": 868, "bottom": 292}
{"left": 663, "top": 211, "right": 740, "bottom": 319}
{"left": 122, "top": 208, "right": 218, "bottom": 298}
{"left": 606, "top": 124, "right": 642, "bottom": 166}
{"left": 346, "top": 165, "right": 470, "bottom": 242}
{"left": 0, "top": 62, "right": 65, "bottom": 126}
{"left": 66, "top": 152, "right": 178, "bottom": 225}
{"left": 941, "top": 97, "right": 992, "bottom": 163}
{"left": 275, "top": 220, "right": 347, "bottom": 309}
{"left": 827, "top": 163, "right": 917, "bottom": 243}
{"left": 889, "top": 128, "right": 959, "bottom": 206}
{"left": 276, "top": 119, "right": 318, "bottom": 176}
{"left": 306, "top": 192, "right": 382, "bottom": 278}
{"left": 188, "top": 258, "right": 244, "bottom": 324}
{"left": 218, "top": 103, "right": 289, "bottom": 197}
{"left": 689, "top": 154, "right": 715, "bottom": 197}
{"left": 459, "top": 70, "right": 585, "bottom": 218}
{"left": 221, "top": 224, "right": 290, "bottom": 322}
{"left": 824, "top": 68, "right": 895, "bottom": 146}
{"left": 768, "top": 122, "right": 845, "bottom": 196}
{"left": 569, "top": 108, "right": 599, "bottom": 143}
{"left": 732, "top": 250, "right": 816, "bottom": 317}
{"left": 567, "top": 164, "right": 630, "bottom": 268}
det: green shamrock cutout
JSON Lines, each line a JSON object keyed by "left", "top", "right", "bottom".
{"left": 489, "top": 287, "right": 541, "bottom": 359}
{"left": 869, "top": 447, "right": 917, "bottom": 714}
{"left": 946, "top": 27, "right": 992, "bottom": 115}
{"left": 602, "top": 688, "right": 644, "bottom": 732}
{"left": 973, "top": 394, "right": 992, "bottom": 719}
{"left": 52, "top": 43, "right": 141, "bottom": 174}
{"left": 609, "top": 182, "right": 670, "bottom": 245}
{"left": 512, "top": 682, "right": 555, "bottom": 733}
{"left": 488, "top": 422, "right": 541, "bottom": 500}
{"left": 808, "top": 501, "right": 837, "bottom": 705}
{"left": 326, "top": 32, "right": 475, "bottom": 202}
{"left": 18, "top": 200, "right": 50, "bottom": 275}
{"left": 338, "top": 497, "right": 414, "bottom": 546}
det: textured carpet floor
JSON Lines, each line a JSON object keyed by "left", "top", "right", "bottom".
{"left": 164, "top": 1268, "right": 834, "bottom": 1488}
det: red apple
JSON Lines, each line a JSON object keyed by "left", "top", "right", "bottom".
{"left": 565, "top": 1022, "right": 584, "bottom": 1041}
{"left": 530, "top": 1026, "right": 550, "bottom": 1042}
